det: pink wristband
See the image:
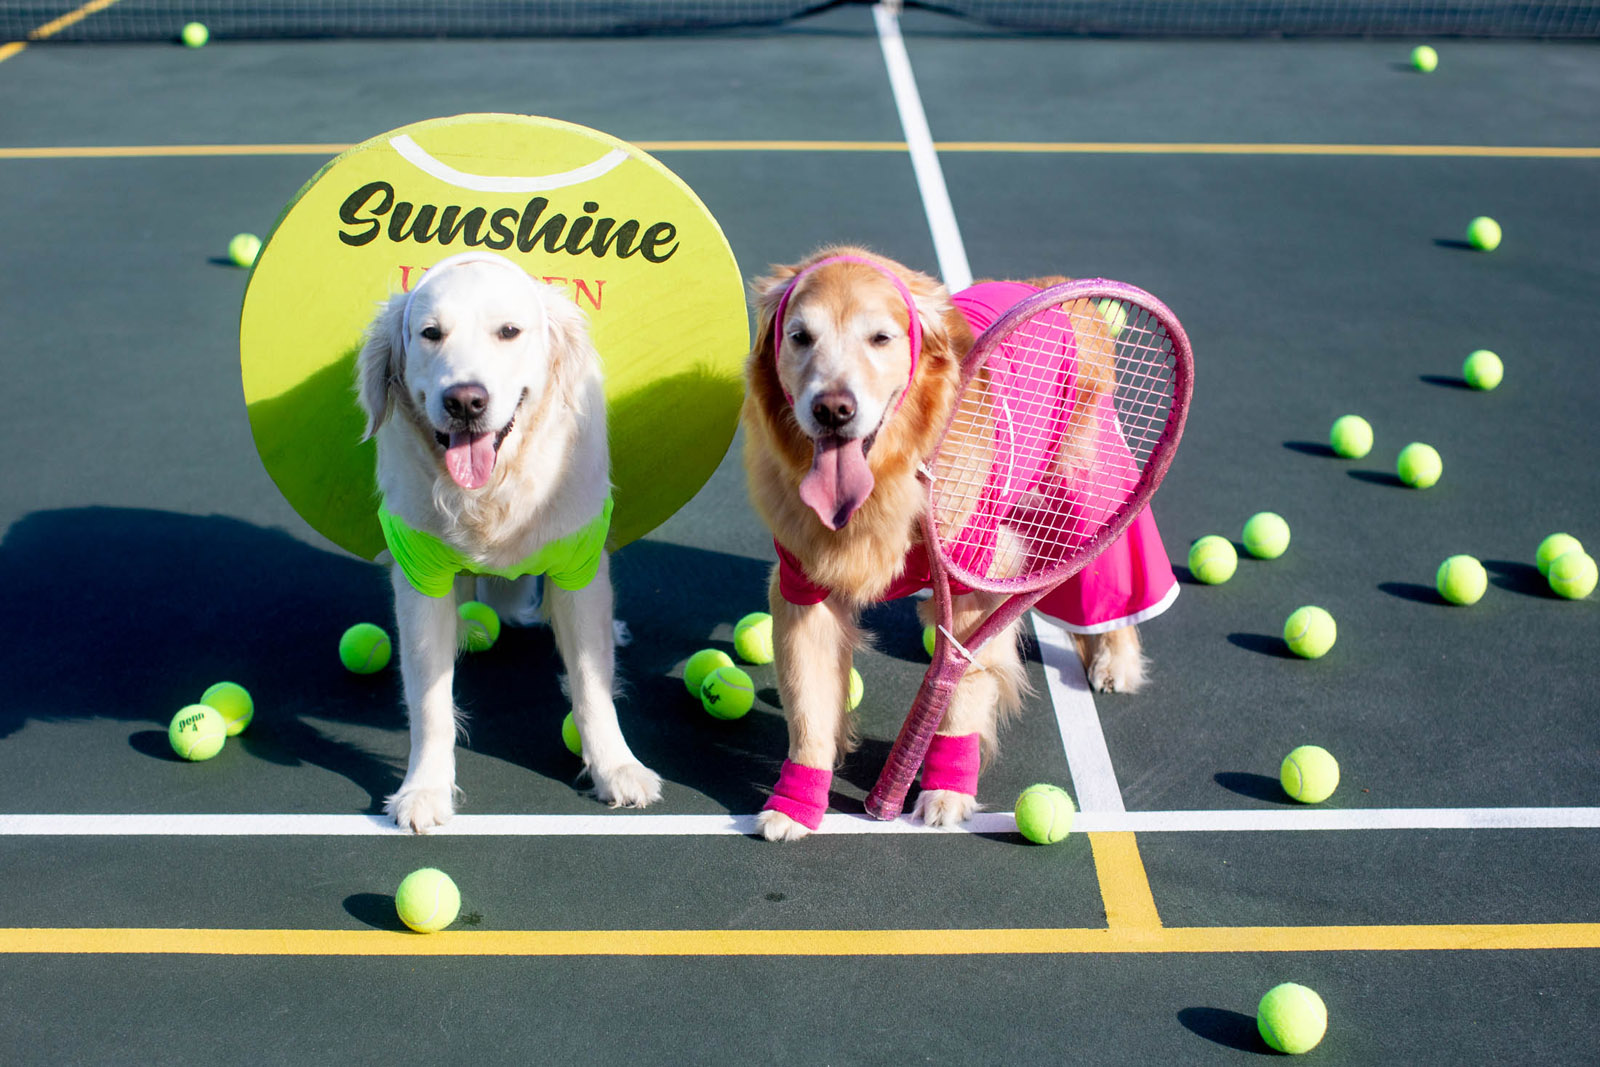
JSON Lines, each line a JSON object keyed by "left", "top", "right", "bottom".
{"left": 920, "top": 732, "right": 981, "bottom": 794}
{"left": 763, "top": 759, "right": 833, "bottom": 830}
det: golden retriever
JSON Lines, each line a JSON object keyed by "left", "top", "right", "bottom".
{"left": 356, "top": 252, "right": 661, "bottom": 833}
{"left": 741, "top": 246, "right": 1146, "bottom": 841}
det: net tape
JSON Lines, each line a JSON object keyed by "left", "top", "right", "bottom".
{"left": 7, "top": 0, "right": 1598, "bottom": 41}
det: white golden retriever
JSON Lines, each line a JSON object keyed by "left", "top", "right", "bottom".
{"left": 356, "top": 251, "right": 661, "bottom": 833}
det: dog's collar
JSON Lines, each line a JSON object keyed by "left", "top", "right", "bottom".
{"left": 401, "top": 250, "right": 549, "bottom": 355}
{"left": 379, "top": 496, "right": 613, "bottom": 598}
{"left": 770, "top": 254, "right": 923, "bottom": 414}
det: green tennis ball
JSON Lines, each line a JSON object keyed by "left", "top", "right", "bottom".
{"left": 1328, "top": 414, "right": 1373, "bottom": 459}
{"left": 1241, "top": 512, "right": 1290, "bottom": 560}
{"left": 227, "top": 232, "right": 261, "bottom": 268}
{"left": 1396, "top": 442, "right": 1442, "bottom": 488}
{"left": 199, "top": 681, "right": 253, "bottom": 736}
{"left": 1436, "top": 554, "right": 1488, "bottom": 605}
{"left": 1280, "top": 745, "right": 1340, "bottom": 803}
{"left": 1188, "top": 535, "right": 1238, "bottom": 585}
{"left": 1283, "top": 606, "right": 1336, "bottom": 659}
{"left": 1466, "top": 216, "right": 1502, "bottom": 251}
{"left": 1462, "top": 349, "right": 1502, "bottom": 390}
{"left": 457, "top": 600, "right": 501, "bottom": 652}
{"left": 732, "top": 612, "right": 774, "bottom": 664}
{"left": 1548, "top": 551, "right": 1597, "bottom": 600}
{"left": 394, "top": 868, "right": 460, "bottom": 933}
{"left": 1014, "top": 784, "right": 1076, "bottom": 844}
{"left": 1257, "top": 982, "right": 1328, "bottom": 1054}
{"left": 922, "top": 624, "right": 936, "bottom": 657}
{"left": 1410, "top": 44, "right": 1438, "bottom": 72}
{"left": 168, "top": 704, "right": 226, "bottom": 761}
{"left": 180, "top": 21, "right": 209, "bottom": 47}
{"left": 1535, "top": 533, "right": 1583, "bottom": 576}
{"left": 700, "top": 665, "right": 754, "bottom": 720}
{"left": 848, "top": 667, "right": 864, "bottom": 710}
{"left": 339, "top": 622, "right": 392, "bottom": 674}
{"left": 561, "top": 711, "right": 582, "bottom": 757}
{"left": 683, "top": 648, "right": 734, "bottom": 696}
{"left": 1095, "top": 298, "right": 1128, "bottom": 338}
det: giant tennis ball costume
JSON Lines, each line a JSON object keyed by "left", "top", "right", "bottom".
{"left": 240, "top": 114, "right": 748, "bottom": 560}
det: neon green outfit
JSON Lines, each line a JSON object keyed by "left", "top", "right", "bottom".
{"left": 378, "top": 496, "right": 613, "bottom": 598}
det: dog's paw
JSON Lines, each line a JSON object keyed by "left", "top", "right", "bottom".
{"left": 385, "top": 780, "right": 458, "bottom": 834}
{"left": 914, "top": 788, "right": 979, "bottom": 828}
{"left": 756, "top": 809, "right": 813, "bottom": 842}
{"left": 591, "top": 760, "right": 662, "bottom": 809}
{"left": 1085, "top": 646, "right": 1147, "bottom": 694}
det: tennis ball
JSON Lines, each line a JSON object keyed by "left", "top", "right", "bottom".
{"left": 1188, "top": 535, "right": 1238, "bottom": 585}
{"left": 561, "top": 711, "right": 582, "bottom": 756}
{"left": 1462, "top": 349, "right": 1502, "bottom": 390}
{"left": 700, "top": 665, "right": 754, "bottom": 720}
{"left": 1095, "top": 298, "right": 1128, "bottom": 338}
{"left": 1283, "top": 606, "right": 1336, "bottom": 659}
{"left": 1410, "top": 44, "right": 1438, "bottom": 72}
{"left": 1466, "top": 216, "right": 1502, "bottom": 251}
{"left": 339, "top": 622, "right": 392, "bottom": 674}
{"left": 1257, "top": 982, "right": 1328, "bottom": 1054}
{"left": 1548, "top": 551, "right": 1597, "bottom": 600}
{"left": 1014, "top": 783, "right": 1076, "bottom": 844}
{"left": 457, "top": 600, "right": 500, "bottom": 652}
{"left": 227, "top": 232, "right": 261, "bottom": 268}
{"left": 1535, "top": 533, "right": 1584, "bottom": 576}
{"left": 181, "top": 21, "right": 209, "bottom": 47}
{"left": 168, "top": 704, "right": 226, "bottom": 761}
{"left": 1241, "top": 512, "right": 1290, "bottom": 560}
{"left": 1280, "top": 745, "right": 1340, "bottom": 803}
{"left": 1396, "top": 442, "right": 1442, "bottom": 489}
{"left": 922, "top": 624, "right": 936, "bottom": 657}
{"left": 848, "top": 667, "right": 864, "bottom": 710}
{"left": 732, "top": 611, "right": 774, "bottom": 664}
{"left": 199, "top": 681, "right": 253, "bottom": 736}
{"left": 395, "top": 868, "right": 460, "bottom": 933}
{"left": 683, "top": 648, "right": 734, "bottom": 696}
{"left": 1436, "top": 554, "right": 1488, "bottom": 605}
{"left": 1328, "top": 414, "right": 1373, "bottom": 459}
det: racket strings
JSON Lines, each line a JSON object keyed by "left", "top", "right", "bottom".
{"left": 930, "top": 298, "right": 1179, "bottom": 588}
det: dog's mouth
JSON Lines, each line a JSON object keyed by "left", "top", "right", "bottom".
{"left": 433, "top": 390, "right": 527, "bottom": 491}
{"left": 799, "top": 429, "right": 878, "bottom": 531}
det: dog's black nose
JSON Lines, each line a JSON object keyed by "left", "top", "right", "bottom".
{"left": 442, "top": 383, "right": 489, "bottom": 422}
{"left": 811, "top": 390, "right": 857, "bottom": 430}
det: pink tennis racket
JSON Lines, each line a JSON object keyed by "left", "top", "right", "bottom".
{"left": 864, "top": 279, "right": 1193, "bottom": 821}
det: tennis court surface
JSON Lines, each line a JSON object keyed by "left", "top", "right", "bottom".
{"left": 1, "top": 1, "right": 1597, "bottom": 1063}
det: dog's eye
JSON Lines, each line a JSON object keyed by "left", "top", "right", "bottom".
{"left": 870, "top": 331, "right": 894, "bottom": 347}
{"left": 787, "top": 329, "right": 813, "bottom": 348}
{"left": 498, "top": 324, "right": 522, "bottom": 341}
{"left": 419, "top": 325, "right": 442, "bottom": 342}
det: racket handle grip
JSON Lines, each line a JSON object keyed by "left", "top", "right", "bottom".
{"left": 864, "top": 668, "right": 960, "bottom": 821}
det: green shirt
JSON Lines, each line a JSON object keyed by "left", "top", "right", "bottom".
{"left": 378, "top": 496, "right": 613, "bottom": 598}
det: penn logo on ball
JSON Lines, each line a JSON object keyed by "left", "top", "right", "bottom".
{"left": 700, "top": 665, "right": 754, "bottom": 720}
{"left": 169, "top": 704, "right": 227, "bottom": 761}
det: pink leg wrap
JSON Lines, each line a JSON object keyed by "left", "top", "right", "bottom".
{"left": 920, "top": 732, "right": 981, "bottom": 795}
{"left": 762, "top": 759, "right": 832, "bottom": 830}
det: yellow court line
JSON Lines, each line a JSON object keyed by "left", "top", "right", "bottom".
{"left": 1089, "top": 831, "right": 1162, "bottom": 932}
{"left": 3, "top": 923, "right": 1598, "bottom": 957}
{"left": 1, "top": 0, "right": 125, "bottom": 65}
{"left": 2, "top": 142, "right": 1599, "bottom": 161}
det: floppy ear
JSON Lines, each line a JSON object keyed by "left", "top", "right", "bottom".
{"left": 355, "top": 292, "right": 408, "bottom": 441}
{"left": 749, "top": 262, "right": 800, "bottom": 361}
{"left": 535, "top": 283, "right": 602, "bottom": 417}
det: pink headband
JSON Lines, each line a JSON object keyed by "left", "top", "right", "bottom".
{"left": 770, "top": 254, "right": 923, "bottom": 412}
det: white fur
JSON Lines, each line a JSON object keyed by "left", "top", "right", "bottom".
{"left": 355, "top": 260, "right": 660, "bottom": 833}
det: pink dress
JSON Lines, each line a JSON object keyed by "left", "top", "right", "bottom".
{"left": 775, "top": 281, "right": 1178, "bottom": 635}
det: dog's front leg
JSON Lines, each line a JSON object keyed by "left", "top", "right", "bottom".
{"left": 546, "top": 551, "right": 662, "bottom": 808}
{"left": 756, "top": 585, "right": 856, "bottom": 842}
{"left": 384, "top": 571, "right": 463, "bottom": 833}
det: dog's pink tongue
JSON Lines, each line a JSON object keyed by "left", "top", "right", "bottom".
{"left": 445, "top": 431, "right": 496, "bottom": 490}
{"left": 799, "top": 436, "right": 874, "bottom": 530}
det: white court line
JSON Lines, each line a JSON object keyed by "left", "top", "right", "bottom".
{"left": 1030, "top": 612, "right": 1127, "bottom": 813}
{"left": 873, "top": 2, "right": 972, "bottom": 291}
{"left": 1, "top": 809, "right": 1596, "bottom": 837}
